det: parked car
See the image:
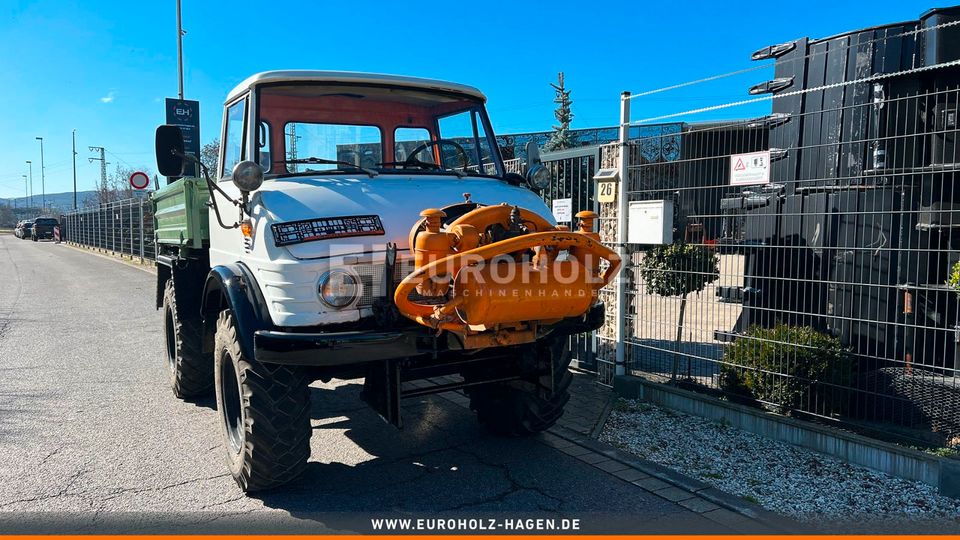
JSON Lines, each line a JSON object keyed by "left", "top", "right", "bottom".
{"left": 18, "top": 219, "right": 35, "bottom": 240}
{"left": 13, "top": 221, "right": 24, "bottom": 238}
{"left": 31, "top": 217, "right": 59, "bottom": 241}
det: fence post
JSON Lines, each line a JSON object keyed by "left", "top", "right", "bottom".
{"left": 614, "top": 92, "right": 631, "bottom": 377}
{"left": 139, "top": 199, "right": 145, "bottom": 263}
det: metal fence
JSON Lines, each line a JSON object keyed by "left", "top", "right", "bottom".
{"left": 61, "top": 197, "right": 156, "bottom": 262}
{"left": 609, "top": 19, "right": 960, "bottom": 447}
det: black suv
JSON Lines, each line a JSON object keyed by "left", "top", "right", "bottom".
{"left": 31, "top": 217, "right": 58, "bottom": 241}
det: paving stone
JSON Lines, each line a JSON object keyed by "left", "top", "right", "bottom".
{"left": 593, "top": 459, "right": 631, "bottom": 474}
{"left": 702, "top": 508, "right": 751, "bottom": 528}
{"left": 612, "top": 468, "right": 649, "bottom": 483}
{"left": 575, "top": 452, "right": 609, "bottom": 465}
{"left": 678, "top": 497, "right": 721, "bottom": 513}
{"left": 557, "top": 444, "right": 592, "bottom": 457}
{"left": 632, "top": 477, "right": 671, "bottom": 492}
{"left": 653, "top": 486, "right": 697, "bottom": 503}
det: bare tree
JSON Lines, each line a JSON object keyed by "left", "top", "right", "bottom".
{"left": 201, "top": 138, "right": 220, "bottom": 178}
{"left": 93, "top": 164, "right": 151, "bottom": 204}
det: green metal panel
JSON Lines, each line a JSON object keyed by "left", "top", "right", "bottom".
{"left": 151, "top": 177, "right": 210, "bottom": 248}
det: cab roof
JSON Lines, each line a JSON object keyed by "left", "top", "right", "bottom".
{"left": 226, "top": 71, "right": 486, "bottom": 103}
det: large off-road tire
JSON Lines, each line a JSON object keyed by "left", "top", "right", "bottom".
{"left": 162, "top": 279, "right": 212, "bottom": 398}
{"left": 214, "top": 310, "right": 312, "bottom": 492}
{"left": 467, "top": 338, "right": 573, "bottom": 437}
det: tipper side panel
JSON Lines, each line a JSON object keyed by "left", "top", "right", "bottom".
{"left": 152, "top": 178, "right": 210, "bottom": 249}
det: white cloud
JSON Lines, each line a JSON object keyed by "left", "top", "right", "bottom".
{"left": 100, "top": 91, "right": 116, "bottom": 104}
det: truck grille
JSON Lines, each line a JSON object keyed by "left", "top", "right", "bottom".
{"left": 351, "top": 258, "right": 418, "bottom": 308}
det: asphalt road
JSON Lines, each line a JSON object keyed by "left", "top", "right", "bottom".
{"left": 0, "top": 234, "right": 718, "bottom": 534}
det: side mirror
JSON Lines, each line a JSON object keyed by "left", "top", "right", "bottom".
{"left": 155, "top": 125, "right": 185, "bottom": 177}
{"left": 524, "top": 141, "right": 551, "bottom": 190}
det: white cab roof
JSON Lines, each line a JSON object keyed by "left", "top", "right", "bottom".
{"left": 226, "top": 70, "right": 486, "bottom": 103}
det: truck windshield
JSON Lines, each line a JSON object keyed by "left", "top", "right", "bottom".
{"left": 258, "top": 84, "right": 502, "bottom": 177}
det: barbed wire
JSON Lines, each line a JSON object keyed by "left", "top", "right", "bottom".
{"left": 625, "top": 18, "right": 960, "bottom": 103}
{"left": 632, "top": 58, "right": 960, "bottom": 124}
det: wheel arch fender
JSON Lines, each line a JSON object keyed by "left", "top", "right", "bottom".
{"left": 200, "top": 263, "right": 273, "bottom": 361}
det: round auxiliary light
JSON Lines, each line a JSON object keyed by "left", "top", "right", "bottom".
{"left": 232, "top": 160, "right": 264, "bottom": 192}
{"left": 526, "top": 163, "right": 551, "bottom": 190}
{"left": 318, "top": 269, "right": 359, "bottom": 309}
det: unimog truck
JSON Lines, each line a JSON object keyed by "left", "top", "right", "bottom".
{"left": 152, "top": 71, "right": 620, "bottom": 491}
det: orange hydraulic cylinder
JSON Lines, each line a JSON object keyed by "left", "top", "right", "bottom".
{"left": 452, "top": 260, "right": 594, "bottom": 326}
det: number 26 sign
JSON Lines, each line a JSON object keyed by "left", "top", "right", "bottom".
{"left": 593, "top": 168, "right": 619, "bottom": 203}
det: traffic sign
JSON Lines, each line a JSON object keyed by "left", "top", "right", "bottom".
{"left": 129, "top": 171, "right": 150, "bottom": 190}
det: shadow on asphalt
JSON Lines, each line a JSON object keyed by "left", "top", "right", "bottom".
{"left": 243, "top": 382, "right": 713, "bottom": 534}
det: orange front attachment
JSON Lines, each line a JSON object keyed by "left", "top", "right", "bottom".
{"left": 394, "top": 205, "right": 620, "bottom": 340}
{"left": 453, "top": 259, "right": 595, "bottom": 326}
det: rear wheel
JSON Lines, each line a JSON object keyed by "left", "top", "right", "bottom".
{"left": 466, "top": 337, "right": 573, "bottom": 436}
{"left": 214, "top": 310, "right": 312, "bottom": 492}
{"left": 162, "top": 279, "right": 212, "bottom": 398}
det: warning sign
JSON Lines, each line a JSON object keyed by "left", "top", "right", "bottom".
{"left": 552, "top": 198, "right": 573, "bottom": 223}
{"left": 729, "top": 151, "right": 771, "bottom": 186}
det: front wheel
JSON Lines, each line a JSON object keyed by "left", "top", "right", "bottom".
{"left": 466, "top": 338, "right": 573, "bottom": 437}
{"left": 214, "top": 310, "right": 312, "bottom": 492}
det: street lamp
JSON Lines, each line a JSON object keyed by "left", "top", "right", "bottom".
{"left": 25, "top": 160, "right": 32, "bottom": 209}
{"left": 36, "top": 137, "right": 45, "bottom": 212}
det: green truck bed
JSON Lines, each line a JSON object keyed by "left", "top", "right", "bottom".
{"left": 152, "top": 177, "right": 210, "bottom": 249}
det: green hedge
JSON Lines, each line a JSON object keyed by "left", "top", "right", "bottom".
{"left": 949, "top": 261, "right": 960, "bottom": 298}
{"left": 719, "top": 324, "right": 852, "bottom": 413}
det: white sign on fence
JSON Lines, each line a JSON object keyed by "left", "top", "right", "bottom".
{"left": 552, "top": 198, "right": 573, "bottom": 222}
{"left": 729, "top": 150, "right": 771, "bottom": 186}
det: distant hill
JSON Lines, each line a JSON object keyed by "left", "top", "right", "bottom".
{"left": 1, "top": 190, "right": 99, "bottom": 212}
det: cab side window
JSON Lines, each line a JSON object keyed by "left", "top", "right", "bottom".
{"left": 222, "top": 99, "right": 247, "bottom": 178}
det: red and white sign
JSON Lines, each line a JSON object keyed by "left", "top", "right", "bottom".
{"left": 729, "top": 151, "right": 771, "bottom": 186}
{"left": 129, "top": 171, "right": 150, "bottom": 190}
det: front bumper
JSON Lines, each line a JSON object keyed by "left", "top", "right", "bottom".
{"left": 254, "top": 330, "right": 422, "bottom": 366}
{"left": 254, "top": 302, "right": 606, "bottom": 367}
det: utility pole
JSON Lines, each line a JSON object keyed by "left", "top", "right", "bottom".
{"left": 25, "top": 160, "right": 32, "bottom": 209}
{"left": 286, "top": 125, "right": 300, "bottom": 173}
{"left": 72, "top": 130, "right": 78, "bottom": 209}
{"left": 36, "top": 137, "right": 45, "bottom": 212}
{"left": 176, "top": 0, "right": 185, "bottom": 99}
{"left": 88, "top": 146, "right": 108, "bottom": 191}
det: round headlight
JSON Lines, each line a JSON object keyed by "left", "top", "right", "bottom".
{"left": 318, "top": 269, "right": 359, "bottom": 309}
{"left": 526, "top": 163, "right": 551, "bottom": 190}
{"left": 232, "top": 160, "right": 264, "bottom": 192}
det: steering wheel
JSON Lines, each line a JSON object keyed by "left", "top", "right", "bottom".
{"left": 408, "top": 139, "right": 470, "bottom": 170}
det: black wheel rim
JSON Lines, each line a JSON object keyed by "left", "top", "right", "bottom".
{"left": 219, "top": 353, "right": 244, "bottom": 454}
{"left": 163, "top": 307, "right": 176, "bottom": 372}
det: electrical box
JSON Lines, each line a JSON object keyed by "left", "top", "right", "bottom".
{"left": 628, "top": 200, "right": 673, "bottom": 245}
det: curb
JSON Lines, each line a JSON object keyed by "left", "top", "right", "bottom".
{"left": 60, "top": 242, "right": 157, "bottom": 275}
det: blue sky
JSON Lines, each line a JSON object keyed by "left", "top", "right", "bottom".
{"left": 0, "top": 0, "right": 931, "bottom": 200}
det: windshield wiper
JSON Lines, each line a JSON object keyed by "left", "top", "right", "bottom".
{"left": 376, "top": 158, "right": 466, "bottom": 178}
{"left": 284, "top": 157, "right": 378, "bottom": 178}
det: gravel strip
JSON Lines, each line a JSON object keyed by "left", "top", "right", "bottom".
{"left": 600, "top": 399, "right": 960, "bottom": 529}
